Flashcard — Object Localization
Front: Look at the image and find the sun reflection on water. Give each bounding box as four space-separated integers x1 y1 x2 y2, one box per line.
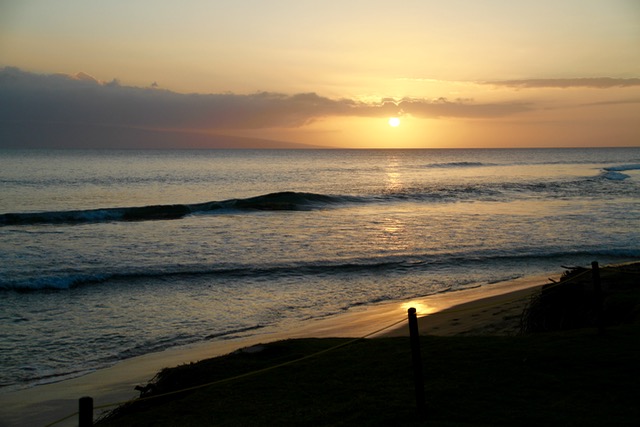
384 155 404 193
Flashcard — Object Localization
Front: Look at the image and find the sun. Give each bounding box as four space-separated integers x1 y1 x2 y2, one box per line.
388 117 401 127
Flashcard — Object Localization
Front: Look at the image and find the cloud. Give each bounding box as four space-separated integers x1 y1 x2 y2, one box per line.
573 98 640 109
396 97 532 118
72 72 102 84
485 77 640 89
0 67 533 141
347 96 533 119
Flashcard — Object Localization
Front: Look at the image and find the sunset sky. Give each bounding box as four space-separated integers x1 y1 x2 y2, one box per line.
1 0 639 148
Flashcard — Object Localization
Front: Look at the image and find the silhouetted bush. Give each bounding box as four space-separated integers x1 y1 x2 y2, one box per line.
521 263 640 334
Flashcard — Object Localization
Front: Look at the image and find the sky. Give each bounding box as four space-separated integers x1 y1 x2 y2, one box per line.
1 0 639 149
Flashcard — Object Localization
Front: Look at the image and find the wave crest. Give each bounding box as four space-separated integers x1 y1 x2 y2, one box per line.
601 164 640 181
2 167 635 227
604 164 640 172
425 161 489 168
4 248 639 291
0 192 343 226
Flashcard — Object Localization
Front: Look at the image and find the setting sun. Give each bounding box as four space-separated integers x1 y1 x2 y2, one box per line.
388 117 400 127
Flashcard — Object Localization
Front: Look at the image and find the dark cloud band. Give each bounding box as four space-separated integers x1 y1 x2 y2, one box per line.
1 67 533 135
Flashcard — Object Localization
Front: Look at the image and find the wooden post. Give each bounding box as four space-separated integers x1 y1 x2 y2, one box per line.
408 307 426 419
591 261 604 332
79 396 93 427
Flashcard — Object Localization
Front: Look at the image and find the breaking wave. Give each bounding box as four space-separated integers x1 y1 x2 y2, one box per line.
2 164 637 227
0 192 350 226
424 161 490 168
603 164 640 172
4 248 639 291
601 164 640 181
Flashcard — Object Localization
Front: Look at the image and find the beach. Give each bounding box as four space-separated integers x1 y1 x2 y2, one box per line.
2 148 639 402
1 148 638 425
0 272 556 427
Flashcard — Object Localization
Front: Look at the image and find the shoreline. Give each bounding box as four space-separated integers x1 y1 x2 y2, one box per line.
0 272 557 427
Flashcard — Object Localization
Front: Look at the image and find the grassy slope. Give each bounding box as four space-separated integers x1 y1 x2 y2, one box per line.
97 323 640 427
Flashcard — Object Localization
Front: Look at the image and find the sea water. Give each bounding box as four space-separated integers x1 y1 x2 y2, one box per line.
1 148 639 391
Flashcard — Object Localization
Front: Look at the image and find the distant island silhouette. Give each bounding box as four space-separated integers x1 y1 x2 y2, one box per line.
0 121 326 150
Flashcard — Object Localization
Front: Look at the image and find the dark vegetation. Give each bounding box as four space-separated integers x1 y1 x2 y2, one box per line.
97 263 640 426
521 263 640 333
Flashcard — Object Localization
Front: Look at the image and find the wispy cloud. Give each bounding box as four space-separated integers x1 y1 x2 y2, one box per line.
0 67 533 135
587 98 640 105
397 97 532 118
484 77 640 89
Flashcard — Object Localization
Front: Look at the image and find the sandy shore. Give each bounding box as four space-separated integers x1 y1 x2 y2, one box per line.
0 273 556 427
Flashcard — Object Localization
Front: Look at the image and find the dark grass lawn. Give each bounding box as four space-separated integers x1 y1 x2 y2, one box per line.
97 321 640 427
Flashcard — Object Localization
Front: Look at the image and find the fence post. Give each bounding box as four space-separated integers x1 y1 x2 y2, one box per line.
79 396 93 427
591 261 604 332
408 307 426 420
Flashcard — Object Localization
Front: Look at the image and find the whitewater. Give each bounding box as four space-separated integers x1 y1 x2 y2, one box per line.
1 148 639 391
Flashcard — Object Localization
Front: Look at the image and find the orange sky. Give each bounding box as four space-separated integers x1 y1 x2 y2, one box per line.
1 1 639 148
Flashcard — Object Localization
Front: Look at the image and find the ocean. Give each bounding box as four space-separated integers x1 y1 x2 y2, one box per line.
1 148 639 391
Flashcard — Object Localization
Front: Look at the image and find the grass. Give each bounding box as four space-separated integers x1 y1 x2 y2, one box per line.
97 264 640 426
96 324 640 426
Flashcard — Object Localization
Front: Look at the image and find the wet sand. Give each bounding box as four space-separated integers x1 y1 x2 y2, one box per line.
0 273 555 427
